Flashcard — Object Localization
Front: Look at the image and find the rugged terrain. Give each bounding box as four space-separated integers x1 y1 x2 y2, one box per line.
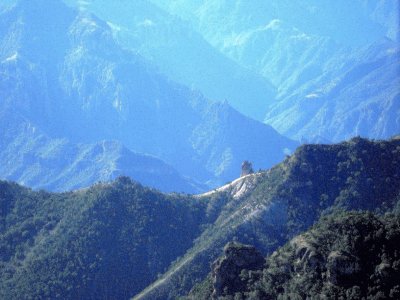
151 0 400 142
1 137 399 299
0 0 297 191
135 137 400 299
0 1 399 299
188 210 400 299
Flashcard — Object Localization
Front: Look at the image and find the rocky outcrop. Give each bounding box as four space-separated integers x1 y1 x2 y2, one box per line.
327 251 361 286
290 236 323 273
211 242 265 299
240 161 254 177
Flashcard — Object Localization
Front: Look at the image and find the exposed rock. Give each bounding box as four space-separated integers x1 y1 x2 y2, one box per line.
327 251 361 286
241 160 254 177
291 236 323 273
197 172 262 200
376 261 391 278
211 242 265 299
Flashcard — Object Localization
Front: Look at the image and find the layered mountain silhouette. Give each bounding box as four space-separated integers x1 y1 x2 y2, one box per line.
0 1 398 300
265 38 400 142
153 0 400 142
64 0 276 121
1 137 399 299
0 0 297 191
0 112 203 193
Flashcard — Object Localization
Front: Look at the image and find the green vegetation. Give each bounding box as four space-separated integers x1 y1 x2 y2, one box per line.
135 137 400 299
0 177 208 299
188 209 400 299
1 137 400 299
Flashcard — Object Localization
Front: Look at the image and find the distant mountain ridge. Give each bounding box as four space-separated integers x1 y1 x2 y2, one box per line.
63 0 276 121
0 0 297 191
151 0 400 142
0 1 399 299
0 111 203 193
151 0 396 47
265 38 400 142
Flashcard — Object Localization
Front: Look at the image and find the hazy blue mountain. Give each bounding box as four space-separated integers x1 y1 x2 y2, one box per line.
265 39 400 142
0 0 14 9
151 0 400 142
0 111 203 193
0 1 398 299
63 0 276 121
0 0 297 190
151 0 396 48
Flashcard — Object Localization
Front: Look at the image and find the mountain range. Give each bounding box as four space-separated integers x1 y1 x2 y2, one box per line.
0 0 297 192
1 1 399 299
152 0 400 142
0 111 203 193
64 0 276 122
135 136 400 299
0 1 399 299
1 137 399 299
1 0 399 191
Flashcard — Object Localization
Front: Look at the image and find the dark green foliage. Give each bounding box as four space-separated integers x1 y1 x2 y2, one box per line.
1 138 400 300
0 177 208 299
136 138 400 299
279 137 400 235
185 275 213 300
189 211 400 299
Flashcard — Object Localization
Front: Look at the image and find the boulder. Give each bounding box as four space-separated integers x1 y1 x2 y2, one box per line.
211 242 265 299
327 251 361 286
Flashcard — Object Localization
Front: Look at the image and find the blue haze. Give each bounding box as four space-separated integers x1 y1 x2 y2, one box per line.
0 0 398 192
0 0 297 192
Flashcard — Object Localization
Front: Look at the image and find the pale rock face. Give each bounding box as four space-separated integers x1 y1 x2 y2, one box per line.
291 236 323 273
197 172 262 199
